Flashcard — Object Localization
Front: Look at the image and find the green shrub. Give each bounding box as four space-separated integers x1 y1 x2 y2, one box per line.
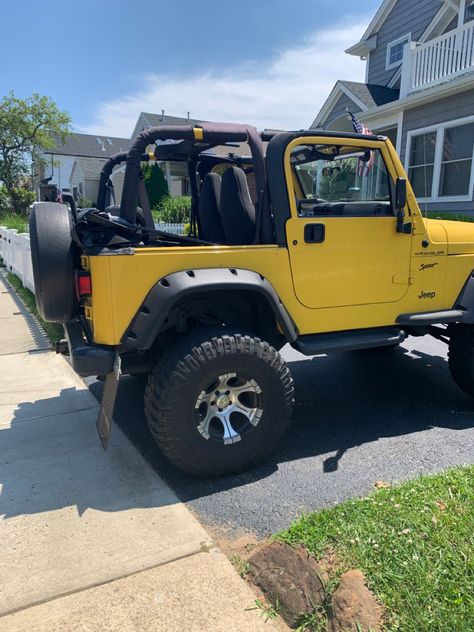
0 212 28 232
0 185 34 216
77 195 94 208
153 196 191 224
142 163 169 208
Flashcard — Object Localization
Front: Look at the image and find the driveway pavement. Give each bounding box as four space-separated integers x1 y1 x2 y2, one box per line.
91 335 474 537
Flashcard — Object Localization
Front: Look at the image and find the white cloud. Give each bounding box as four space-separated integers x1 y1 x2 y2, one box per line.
78 20 368 138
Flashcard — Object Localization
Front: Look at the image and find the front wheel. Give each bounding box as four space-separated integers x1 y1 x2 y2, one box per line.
144 330 294 476
448 324 474 397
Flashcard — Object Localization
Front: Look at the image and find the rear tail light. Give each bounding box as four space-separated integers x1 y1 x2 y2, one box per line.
75 271 92 299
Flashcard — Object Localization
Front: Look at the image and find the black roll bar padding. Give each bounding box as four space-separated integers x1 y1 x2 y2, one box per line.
120 126 197 223
119 123 267 226
97 151 150 211
187 159 201 238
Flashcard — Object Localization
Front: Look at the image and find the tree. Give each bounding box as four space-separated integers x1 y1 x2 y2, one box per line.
142 162 169 209
0 92 71 213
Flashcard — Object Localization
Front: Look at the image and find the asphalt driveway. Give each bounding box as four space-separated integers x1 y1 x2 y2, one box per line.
89 334 474 537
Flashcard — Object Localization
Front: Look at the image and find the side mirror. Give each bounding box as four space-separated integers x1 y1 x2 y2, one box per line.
395 178 407 210
395 178 411 234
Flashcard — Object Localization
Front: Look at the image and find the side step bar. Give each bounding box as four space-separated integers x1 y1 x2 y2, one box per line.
291 327 406 356
396 309 465 325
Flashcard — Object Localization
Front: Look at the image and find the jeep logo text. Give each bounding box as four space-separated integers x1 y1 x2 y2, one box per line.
418 291 436 299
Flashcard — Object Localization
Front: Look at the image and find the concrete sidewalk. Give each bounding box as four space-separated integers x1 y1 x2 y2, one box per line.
0 272 281 631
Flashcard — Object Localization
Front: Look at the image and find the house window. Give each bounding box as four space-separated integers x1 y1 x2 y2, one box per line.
439 123 474 197
406 116 474 201
408 131 437 198
386 33 411 70
465 1 474 23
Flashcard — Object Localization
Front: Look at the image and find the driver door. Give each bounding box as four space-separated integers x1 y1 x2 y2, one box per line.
285 138 413 309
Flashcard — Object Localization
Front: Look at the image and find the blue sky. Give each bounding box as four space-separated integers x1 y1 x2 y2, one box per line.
0 0 380 136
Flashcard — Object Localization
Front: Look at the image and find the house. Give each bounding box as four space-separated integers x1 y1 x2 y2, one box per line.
69 157 108 205
312 0 474 212
34 132 129 202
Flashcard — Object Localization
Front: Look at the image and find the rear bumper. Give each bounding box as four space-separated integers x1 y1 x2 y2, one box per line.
64 320 115 377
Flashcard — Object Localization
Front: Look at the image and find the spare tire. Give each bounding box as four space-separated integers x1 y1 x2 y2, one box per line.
29 202 77 323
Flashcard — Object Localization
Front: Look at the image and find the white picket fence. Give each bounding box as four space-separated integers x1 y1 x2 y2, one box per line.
154 221 186 235
0 227 35 293
0 221 186 295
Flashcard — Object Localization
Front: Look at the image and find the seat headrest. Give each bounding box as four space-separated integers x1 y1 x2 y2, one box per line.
198 172 226 243
220 167 256 245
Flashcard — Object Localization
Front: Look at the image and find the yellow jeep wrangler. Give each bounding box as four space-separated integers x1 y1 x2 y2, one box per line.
29 122 474 476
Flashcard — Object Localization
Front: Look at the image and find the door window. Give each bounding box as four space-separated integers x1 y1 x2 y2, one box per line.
292 144 393 217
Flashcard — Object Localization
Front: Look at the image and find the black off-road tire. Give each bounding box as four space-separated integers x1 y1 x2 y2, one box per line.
29 202 77 323
448 324 474 397
144 329 294 476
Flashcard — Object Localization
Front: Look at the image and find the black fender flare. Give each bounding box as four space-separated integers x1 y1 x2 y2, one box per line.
454 270 474 324
121 268 298 349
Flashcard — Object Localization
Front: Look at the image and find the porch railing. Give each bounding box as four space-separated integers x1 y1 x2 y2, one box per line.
400 21 474 96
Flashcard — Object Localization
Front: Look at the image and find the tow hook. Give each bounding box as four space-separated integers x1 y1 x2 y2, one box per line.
55 339 69 355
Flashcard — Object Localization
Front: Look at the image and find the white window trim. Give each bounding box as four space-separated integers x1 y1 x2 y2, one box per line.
386 32 411 71
405 114 474 203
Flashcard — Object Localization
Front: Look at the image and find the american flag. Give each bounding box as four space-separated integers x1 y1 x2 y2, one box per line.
347 110 374 177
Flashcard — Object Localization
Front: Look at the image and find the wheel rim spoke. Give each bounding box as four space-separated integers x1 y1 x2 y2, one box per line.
197 407 214 440
220 409 241 444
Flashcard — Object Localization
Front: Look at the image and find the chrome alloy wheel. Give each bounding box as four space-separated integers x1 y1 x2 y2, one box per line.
195 372 263 444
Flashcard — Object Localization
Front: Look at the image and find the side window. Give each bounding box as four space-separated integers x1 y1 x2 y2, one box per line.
292 144 393 217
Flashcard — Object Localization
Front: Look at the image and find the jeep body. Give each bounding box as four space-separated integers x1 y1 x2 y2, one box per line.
29 123 474 475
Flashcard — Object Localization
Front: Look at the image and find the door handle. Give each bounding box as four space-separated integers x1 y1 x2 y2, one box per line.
304 223 325 243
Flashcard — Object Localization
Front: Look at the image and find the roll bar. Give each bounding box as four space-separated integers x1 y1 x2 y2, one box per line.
97 151 151 211
119 123 267 224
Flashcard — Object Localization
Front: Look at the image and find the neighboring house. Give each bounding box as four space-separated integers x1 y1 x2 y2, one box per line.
69 157 108 204
34 133 129 202
312 0 474 212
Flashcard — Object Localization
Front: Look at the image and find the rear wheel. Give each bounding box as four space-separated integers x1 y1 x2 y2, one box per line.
448 324 474 397
144 329 294 476
29 202 77 323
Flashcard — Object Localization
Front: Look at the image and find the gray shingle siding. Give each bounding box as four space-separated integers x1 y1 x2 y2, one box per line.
401 88 474 212
367 0 442 86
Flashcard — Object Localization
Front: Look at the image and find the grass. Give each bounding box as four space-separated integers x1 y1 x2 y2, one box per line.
426 211 474 223
7 273 63 345
0 212 29 232
279 466 474 631
229 554 251 578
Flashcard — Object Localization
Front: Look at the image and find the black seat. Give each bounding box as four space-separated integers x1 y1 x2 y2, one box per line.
198 173 226 243
220 167 256 245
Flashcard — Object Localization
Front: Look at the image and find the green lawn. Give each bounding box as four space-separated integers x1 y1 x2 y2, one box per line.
7 273 63 344
279 466 474 632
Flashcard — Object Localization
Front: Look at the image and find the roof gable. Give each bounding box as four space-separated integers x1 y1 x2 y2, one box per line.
311 80 399 127
346 0 398 55
346 0 451 57
74 157 108 180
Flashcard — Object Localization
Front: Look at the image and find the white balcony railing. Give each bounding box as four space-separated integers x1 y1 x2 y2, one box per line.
400 21 474 97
